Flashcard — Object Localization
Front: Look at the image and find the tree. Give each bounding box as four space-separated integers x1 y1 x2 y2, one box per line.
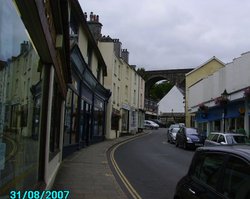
149 81 173 101
137 67 148 80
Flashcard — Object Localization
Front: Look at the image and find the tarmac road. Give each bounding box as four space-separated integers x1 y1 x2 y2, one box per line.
113 129 195 199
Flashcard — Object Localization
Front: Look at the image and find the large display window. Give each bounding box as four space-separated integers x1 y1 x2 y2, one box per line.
0 1 43 195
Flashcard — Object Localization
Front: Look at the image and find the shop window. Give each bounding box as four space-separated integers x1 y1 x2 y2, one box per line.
0 1 43 195
64 89 73 146
94 107 104 136
71 92 79 144
214 120 221 132
121 110 129 132
111 113 120 131
49 80 62 158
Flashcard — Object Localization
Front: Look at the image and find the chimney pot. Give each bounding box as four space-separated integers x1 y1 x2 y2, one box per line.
90 12 93 21
84 12 87 19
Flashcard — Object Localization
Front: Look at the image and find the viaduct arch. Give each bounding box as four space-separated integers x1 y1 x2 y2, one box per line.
144 68 194 98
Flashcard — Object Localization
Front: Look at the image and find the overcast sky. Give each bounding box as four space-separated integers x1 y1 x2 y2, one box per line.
80 0 250 70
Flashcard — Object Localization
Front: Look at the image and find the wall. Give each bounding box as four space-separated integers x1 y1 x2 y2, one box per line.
189 52 250 111
185 58 224 127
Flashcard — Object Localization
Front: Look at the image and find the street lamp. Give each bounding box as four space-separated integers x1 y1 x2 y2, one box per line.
221 89 229 133
171 108 174 122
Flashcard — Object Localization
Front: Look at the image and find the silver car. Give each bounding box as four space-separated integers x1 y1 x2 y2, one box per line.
167 127 180 143
204 132 247 146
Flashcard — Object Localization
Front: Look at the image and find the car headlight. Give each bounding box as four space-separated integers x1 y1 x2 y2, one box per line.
187 137 191 141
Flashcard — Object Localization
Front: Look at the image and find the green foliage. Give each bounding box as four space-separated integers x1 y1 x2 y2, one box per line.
149 81 173 101
137 67 148 80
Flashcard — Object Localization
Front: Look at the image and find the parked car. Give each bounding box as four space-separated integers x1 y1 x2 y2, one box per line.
174 145 250 199
204 132 247 146
167 127 180 143
144 120 159 129
168 123 181 133
175 127 204 149
151 119 166 128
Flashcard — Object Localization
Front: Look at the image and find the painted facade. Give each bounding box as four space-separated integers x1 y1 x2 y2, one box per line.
98 38 145 139
188 52 250 137
185 57 225 127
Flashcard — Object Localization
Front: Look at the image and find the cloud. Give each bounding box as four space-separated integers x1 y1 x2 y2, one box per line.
81 0 250 70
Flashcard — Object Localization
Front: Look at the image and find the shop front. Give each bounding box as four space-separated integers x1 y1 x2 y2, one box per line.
63 45 110 158
195 100 246 135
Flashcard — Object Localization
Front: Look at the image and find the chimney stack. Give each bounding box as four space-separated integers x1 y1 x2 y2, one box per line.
113 39 122 57
121 49 129 64
20 41 29 54
87 12 103 42
84 12 87 19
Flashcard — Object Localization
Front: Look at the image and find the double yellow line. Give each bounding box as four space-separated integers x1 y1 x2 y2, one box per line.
109 133 150 199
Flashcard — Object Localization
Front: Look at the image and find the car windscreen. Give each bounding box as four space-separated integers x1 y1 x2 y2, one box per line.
186 128 198 135
172 128 180 133
226 135 246 144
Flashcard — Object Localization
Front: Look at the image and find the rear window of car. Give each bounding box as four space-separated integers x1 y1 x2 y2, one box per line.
191 152 225 190
226 135 246 144
221 156 250 199
171 124 179 128
186 128 198 135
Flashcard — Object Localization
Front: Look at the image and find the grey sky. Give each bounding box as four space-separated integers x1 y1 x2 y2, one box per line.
80 0 250 70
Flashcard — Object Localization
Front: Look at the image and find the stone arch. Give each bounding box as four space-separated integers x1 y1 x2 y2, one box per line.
144 68 193 98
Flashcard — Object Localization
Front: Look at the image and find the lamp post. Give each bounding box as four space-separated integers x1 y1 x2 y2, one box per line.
171 108 174 122
221 89 229 133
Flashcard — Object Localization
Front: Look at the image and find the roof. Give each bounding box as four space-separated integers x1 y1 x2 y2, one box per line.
209 132 246 136
70 0 107 76
186 56 225 76
158 85 185 113
197 145 250 161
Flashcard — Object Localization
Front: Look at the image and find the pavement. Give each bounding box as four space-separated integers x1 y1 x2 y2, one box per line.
52 133 146 199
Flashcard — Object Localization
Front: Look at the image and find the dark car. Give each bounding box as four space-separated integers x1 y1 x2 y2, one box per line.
174 145 250 199
175 127 203 149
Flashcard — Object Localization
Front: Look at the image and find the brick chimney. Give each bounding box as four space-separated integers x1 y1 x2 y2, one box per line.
121 49 129 64
20 41 29 54
113 39 122 58
87 12 103 42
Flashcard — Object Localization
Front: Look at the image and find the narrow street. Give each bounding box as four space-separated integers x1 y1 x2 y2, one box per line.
113 129 195 199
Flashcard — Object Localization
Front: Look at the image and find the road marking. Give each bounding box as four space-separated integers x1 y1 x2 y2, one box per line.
109 133 151 199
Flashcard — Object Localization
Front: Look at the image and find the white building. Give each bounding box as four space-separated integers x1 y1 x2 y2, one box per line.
188 51 250 136
98 37 145 138
158 85 185 124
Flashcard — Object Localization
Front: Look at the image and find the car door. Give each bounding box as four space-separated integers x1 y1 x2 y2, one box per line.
182 128 187 146
183 152 226 199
